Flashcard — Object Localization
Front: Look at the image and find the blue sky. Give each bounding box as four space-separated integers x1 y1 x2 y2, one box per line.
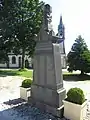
42 0 90 54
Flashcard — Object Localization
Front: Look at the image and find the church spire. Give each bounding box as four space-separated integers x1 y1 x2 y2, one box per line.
58 15 65 39
60 15 63 24
58 15 64 31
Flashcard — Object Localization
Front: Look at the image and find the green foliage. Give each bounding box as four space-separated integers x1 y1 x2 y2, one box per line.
67 35 90 74
66 87 85 105
21 79 32 88
0 0 44 68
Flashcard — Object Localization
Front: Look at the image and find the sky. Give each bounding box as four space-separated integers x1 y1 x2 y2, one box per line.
42 0 90 54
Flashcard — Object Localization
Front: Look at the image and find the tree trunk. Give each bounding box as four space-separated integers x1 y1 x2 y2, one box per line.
21 48 25 69
6 60 9 68
6 56 9 68
81 70 84 75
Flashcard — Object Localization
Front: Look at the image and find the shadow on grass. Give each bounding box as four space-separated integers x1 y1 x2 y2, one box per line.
63 73 90 81
0 70 19 77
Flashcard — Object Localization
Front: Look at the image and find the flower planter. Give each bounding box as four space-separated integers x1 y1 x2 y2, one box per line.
63 100 87 120
20 87 31 101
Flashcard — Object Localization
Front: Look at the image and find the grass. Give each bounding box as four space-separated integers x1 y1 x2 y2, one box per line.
0 69 33 78
0 69 90 81
18 70 33 78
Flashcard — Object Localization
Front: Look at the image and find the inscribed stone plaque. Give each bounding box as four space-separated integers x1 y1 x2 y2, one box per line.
33 56 39 84
46 55 55 87
39 55 45 86
53 44 63 85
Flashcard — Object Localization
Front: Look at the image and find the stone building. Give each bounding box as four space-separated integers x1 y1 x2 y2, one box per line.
0 52 32 68
0 15 66 68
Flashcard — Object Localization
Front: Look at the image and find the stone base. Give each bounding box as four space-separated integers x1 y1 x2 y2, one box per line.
28 97 64 118
30 84 66 118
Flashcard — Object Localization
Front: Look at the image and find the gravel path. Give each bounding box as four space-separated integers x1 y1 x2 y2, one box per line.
0 100 58 120
0 76 90 120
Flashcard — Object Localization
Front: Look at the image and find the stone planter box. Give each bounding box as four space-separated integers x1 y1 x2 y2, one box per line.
20 87 31 101
63 100 87 120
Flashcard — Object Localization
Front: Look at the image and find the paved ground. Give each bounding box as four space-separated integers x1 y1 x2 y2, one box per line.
0 76 23 103
0 76 58 120
0 75 90 120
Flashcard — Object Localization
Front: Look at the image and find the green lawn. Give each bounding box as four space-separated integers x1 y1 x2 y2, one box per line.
0 69 33 78
0 69 90 81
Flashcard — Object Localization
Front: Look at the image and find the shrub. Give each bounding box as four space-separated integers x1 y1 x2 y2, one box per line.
21 79 32 88
66 87 85 105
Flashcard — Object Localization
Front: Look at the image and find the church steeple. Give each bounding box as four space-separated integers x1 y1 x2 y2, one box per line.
58 15 65 39
60 15 63 25
57 15 66 68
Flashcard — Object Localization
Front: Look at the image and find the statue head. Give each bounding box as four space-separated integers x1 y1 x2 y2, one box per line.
43 4 52 33
44 4 52 15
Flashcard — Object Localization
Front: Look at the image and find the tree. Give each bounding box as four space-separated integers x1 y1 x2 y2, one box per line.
0 0 44 69
67 35 90 74
0 40 11 68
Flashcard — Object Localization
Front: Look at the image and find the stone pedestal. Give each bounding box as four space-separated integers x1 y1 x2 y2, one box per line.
31 41 66 118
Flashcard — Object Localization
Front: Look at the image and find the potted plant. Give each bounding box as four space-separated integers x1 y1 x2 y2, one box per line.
63 87 87 120
20 79 32 101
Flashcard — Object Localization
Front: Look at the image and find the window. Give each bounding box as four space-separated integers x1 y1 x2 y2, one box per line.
12 56 16 64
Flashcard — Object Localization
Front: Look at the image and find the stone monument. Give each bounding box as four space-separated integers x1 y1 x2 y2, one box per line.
31 4 66 118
